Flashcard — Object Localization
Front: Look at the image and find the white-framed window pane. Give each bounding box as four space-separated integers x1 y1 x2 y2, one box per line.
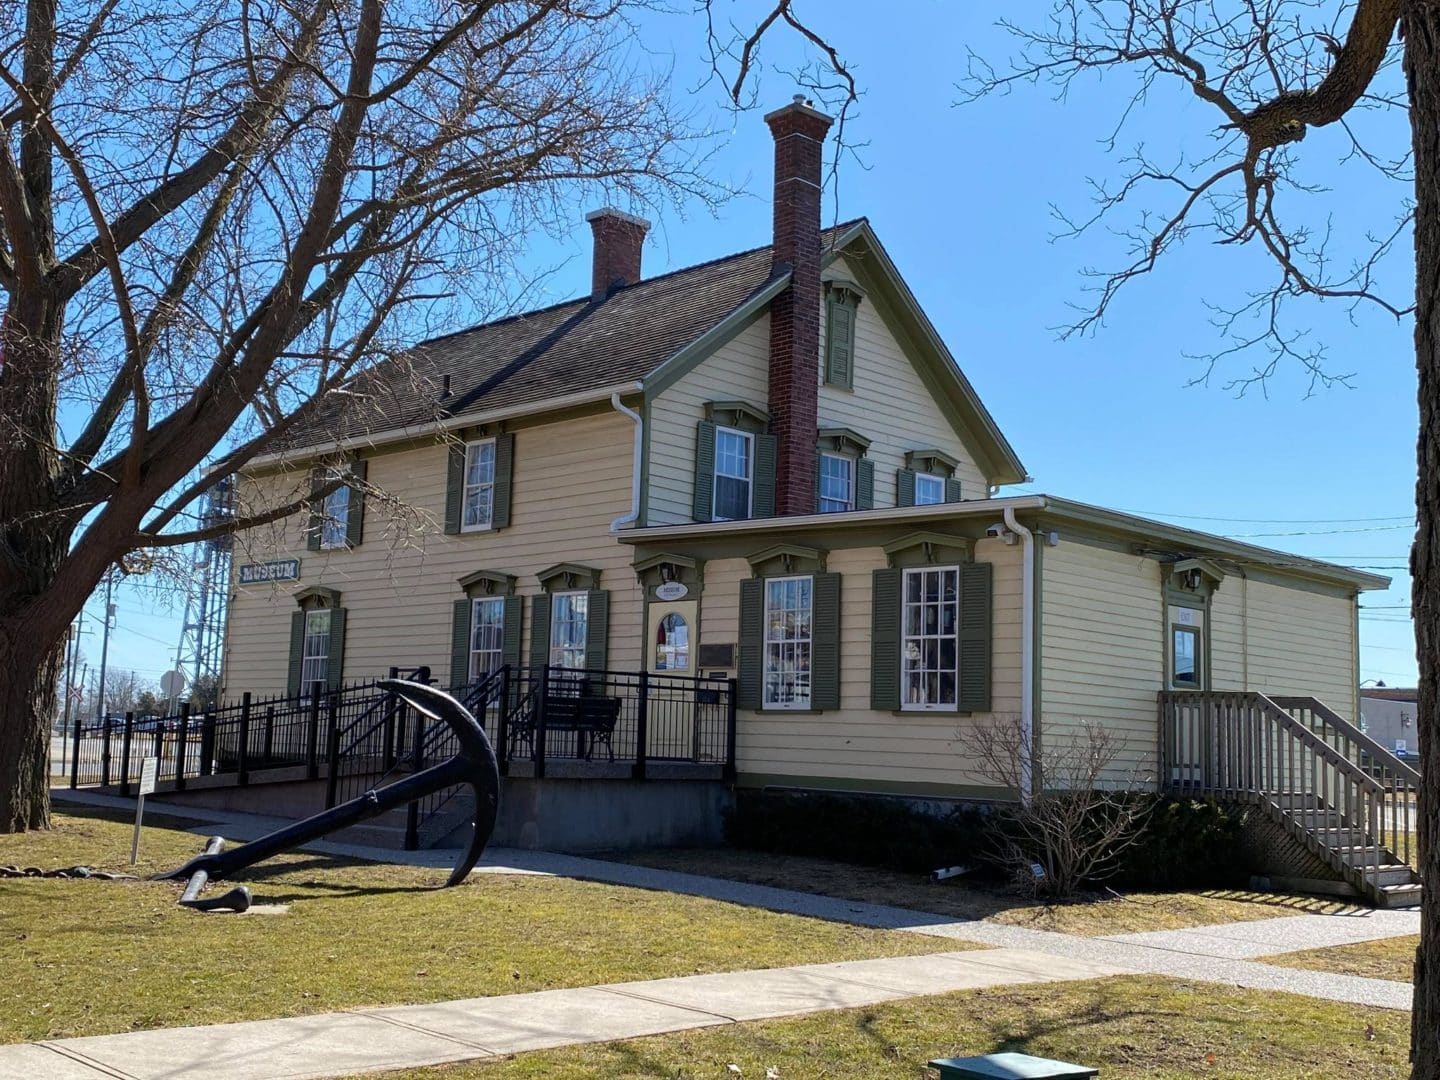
763 575 812 708
713 428 752 521
819 453 854 513
901 567 958 709
300 609 331 690
655 612 690 672
914 473 945 506
1172 628 1198 689
549 591 589 670
469 597 506 682
462 440 496 530
320 475 350 549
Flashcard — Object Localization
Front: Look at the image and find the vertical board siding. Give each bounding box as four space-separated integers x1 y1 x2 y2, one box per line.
1211 577 1357 719
222 412 643 696
696 540 1023 789
1040 542 1165 785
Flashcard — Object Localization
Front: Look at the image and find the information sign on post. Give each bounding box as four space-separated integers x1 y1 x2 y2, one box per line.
131 756 158 865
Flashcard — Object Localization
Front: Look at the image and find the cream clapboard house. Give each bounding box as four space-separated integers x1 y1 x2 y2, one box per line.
212 99 1420 901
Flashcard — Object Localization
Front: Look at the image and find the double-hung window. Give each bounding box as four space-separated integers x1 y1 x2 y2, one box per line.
713 427 753 521
549 591 589 670
462 439 496 531
300 610 332 690
319 480 350 550
469 597 506 682
914 473 945 506
901 566 959 710
818 453 854 513
763 576 813 708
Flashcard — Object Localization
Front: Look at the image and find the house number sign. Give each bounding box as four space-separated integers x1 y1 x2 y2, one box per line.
238 559 301 584
655 581 689 601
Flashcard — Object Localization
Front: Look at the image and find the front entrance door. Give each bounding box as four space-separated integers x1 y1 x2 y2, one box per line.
646 600 700 760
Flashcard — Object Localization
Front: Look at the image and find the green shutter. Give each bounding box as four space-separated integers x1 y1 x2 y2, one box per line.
811 572 841 711
450 598 472 688
738 577 764 710
502 596 523 670
944 476 963 503
306 468 323 551
856 458 875 510
443 442 465 535
492 432 515 530
345 459 367 547
584 590 609 672
824 297 855 390
286 611 306 695
870 568 902 710
529 594 551 670
958 562 993 712
326 607 347 690
896 468 916 508
692 421 716 522
752 432 777 518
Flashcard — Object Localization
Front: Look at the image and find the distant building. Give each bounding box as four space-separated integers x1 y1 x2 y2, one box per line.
1361 687 1419 759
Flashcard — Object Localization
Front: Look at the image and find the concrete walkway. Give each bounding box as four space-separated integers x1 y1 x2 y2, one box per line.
1 948 1126 1080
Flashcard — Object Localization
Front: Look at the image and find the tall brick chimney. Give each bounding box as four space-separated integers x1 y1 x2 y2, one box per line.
586 208 650 301
765 96 833 515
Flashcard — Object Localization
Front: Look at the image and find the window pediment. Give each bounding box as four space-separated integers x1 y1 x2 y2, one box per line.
705 400 770 434
537 562 602 592
293 585 342 610
904 448 960 479
457 569 516 597
747 543 826 577
883 531 974 569
817 427 871 456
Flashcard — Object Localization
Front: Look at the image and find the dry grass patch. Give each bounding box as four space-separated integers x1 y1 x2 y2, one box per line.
0 811 953 1044
1267 935 1418 984
615 848 1363 936
368 975 1409 1079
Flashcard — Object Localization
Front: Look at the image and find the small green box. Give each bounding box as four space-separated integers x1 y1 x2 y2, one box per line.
928 1052 1099 1080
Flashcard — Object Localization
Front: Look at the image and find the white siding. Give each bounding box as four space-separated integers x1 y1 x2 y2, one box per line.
222 412 642 696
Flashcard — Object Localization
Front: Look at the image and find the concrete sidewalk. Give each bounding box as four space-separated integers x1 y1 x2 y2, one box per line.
0 948 1126 1080
49 788 1423 1014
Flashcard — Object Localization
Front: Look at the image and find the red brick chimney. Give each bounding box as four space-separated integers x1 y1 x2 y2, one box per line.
586 208 650 301
765 96 833 515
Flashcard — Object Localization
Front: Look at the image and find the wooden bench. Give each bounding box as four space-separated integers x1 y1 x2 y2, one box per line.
510 694 622 761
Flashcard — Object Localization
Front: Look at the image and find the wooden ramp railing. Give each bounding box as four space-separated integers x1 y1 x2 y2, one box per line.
1159 691 1420 904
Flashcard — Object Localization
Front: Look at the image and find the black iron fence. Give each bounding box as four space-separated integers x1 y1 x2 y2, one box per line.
66 666 738 808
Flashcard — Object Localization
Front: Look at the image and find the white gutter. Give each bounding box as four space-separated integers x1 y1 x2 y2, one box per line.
610 392 643 532
243 381 645 471
1004 504 1038 804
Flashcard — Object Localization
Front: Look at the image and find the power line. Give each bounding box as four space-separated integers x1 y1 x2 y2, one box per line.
1231 525 1416 538
1113 509 1414 525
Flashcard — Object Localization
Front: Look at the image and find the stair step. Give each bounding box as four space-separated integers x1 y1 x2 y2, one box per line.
1361 865 1419 888
1379 883 1424 909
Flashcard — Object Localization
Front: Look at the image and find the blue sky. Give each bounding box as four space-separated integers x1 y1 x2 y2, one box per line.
82 3 1419 693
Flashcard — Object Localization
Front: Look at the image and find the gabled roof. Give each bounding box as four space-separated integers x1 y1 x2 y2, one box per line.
270 219 1028 487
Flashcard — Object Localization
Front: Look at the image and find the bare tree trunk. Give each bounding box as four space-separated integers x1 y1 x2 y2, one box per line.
0 630 62 831
1408 4 1440 1074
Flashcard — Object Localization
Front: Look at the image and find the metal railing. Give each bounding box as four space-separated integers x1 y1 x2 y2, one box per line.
1159 690 1417 889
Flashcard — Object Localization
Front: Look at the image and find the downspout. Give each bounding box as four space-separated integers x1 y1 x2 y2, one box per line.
1004 505 1037 803
609 392 643 533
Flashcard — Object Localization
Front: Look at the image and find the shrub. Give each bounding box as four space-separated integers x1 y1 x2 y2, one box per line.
1116 796 1254 890
725 788 990 874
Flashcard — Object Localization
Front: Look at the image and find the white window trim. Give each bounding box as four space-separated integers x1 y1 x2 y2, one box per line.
712 425 754 523
914 472 946 507
300 609 331 690
469 596 506 683
763 574 814 710
460 437 497 534
900 565 960 713
318 481 350 551
818 451 855 513
549 590 589 671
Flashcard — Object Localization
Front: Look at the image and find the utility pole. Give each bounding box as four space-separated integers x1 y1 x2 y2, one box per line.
95 574 116 721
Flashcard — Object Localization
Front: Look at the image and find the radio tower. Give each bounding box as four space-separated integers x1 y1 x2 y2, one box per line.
172 477 235 705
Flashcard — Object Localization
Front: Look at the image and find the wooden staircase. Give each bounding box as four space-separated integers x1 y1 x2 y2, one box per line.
1160 691 1422 908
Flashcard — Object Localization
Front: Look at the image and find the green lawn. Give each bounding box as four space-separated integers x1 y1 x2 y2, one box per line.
365 976 1410 1079
0 811 954 1044
615 848 1362 937
1267 936 1418 984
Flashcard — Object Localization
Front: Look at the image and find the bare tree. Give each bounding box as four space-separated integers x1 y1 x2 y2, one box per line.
101 669 146 717
962 716 1151 898
0 0 732 833
961 1 1439 1068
